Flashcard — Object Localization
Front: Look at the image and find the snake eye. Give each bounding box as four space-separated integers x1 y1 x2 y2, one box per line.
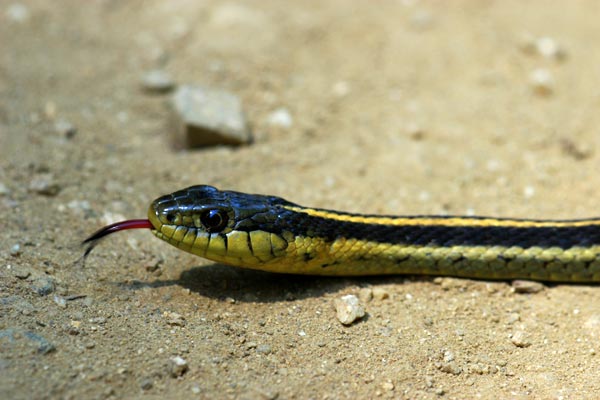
165 213 177 224
200 209 228 233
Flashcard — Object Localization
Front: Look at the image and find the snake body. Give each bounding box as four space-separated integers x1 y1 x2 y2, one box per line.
144 185 600 282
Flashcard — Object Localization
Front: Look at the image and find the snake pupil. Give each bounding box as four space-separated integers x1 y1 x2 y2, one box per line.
200 209 228 233
165 213 177 223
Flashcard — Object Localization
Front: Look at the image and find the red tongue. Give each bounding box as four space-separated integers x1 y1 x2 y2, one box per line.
82 219 154 244
81 219 154 262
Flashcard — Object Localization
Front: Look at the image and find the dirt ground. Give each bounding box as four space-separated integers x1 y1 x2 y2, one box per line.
3 1 600 399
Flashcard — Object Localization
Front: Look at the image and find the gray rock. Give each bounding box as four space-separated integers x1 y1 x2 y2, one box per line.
256 344 272 355
170 356 189 377
9 244 21 256
54 119 77 138
0 182 9 195
29 174 61 196
31 276 55 296
141 69 175 94
0 328 56 354
171 85 251 147
140 378 153 390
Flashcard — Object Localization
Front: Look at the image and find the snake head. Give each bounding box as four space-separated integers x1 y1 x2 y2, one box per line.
148 185 295 264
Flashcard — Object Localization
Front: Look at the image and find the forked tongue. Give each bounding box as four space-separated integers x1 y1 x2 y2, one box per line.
81 219 153 262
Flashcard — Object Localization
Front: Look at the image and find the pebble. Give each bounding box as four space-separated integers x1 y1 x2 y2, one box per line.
256 344 272 355
334 294 365 325
31 276 55 296
53 295 67 308
358 287 373 303
54 119 77 138
170 356 189 377
438 362 462 375
171 85 251 147
523 185 535 199
11 265 30 279
512 280 545 294
140 378 153 390
381 381 395 392
0 182 9 195
521 35 566 61
511 331 532 348
164 311 186 327
6 3 29 23
191 385 201 394
267 107 293 128
406 122 425 140
529 68 554 96
141 69 175 94
372 287 390 300
506 312 521 325
0 328 55 354
10 244 21 256
29 174 61 196
536 37 566 61
560 138 593 160
144 257 163 273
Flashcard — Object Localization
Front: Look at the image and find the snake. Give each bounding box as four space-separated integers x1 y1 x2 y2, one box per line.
82 185 600 282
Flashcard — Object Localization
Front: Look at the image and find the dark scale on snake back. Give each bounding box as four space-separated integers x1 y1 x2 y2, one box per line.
270 211 600 250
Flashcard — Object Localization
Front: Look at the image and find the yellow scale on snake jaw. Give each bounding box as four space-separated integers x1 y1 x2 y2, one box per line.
141 185 600 282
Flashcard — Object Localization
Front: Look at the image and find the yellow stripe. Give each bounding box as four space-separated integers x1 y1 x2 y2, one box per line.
285 206 600 228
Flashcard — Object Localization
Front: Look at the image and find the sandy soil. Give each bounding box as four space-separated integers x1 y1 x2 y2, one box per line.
3 1 600 399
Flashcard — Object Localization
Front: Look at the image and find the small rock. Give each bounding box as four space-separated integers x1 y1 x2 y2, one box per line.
54 119 77 138
144 257 162 272
372 287 390 300
171 85 251 147
334 294 365 325
267 107 293 128
512 280 545 294
141 69 175 94
560 138 593 160
0 182 9 196
31 277 55 296
170 356 189 377
256 344 272 355
511 331 532 348
67 321 81 335
522 36 567 61
53 295 67 308
23 330 55 354
382 381 395 392
6 3 29 23
332 81 350 97
29 174 61 196
358 287 373 303
164 311 186 327
530 68 554 96
9 244 21 256
140 378 153 390
439 362 462 375
536 37 565 60
0 329 56 354
11 265 30 279
523 185 535 199
406 122 425 140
